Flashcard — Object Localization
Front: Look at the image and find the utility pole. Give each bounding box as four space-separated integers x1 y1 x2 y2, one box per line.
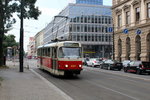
19 0 24 72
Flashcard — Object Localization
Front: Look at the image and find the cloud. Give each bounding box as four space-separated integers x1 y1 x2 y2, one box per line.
40 7 60 17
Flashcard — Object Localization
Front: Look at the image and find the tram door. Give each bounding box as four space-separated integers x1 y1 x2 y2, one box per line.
52 47 57 69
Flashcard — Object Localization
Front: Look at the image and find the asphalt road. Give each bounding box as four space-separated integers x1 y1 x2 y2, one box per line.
27 59 150 100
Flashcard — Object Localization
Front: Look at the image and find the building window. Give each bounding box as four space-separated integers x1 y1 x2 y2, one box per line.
126 11 130 25
118 14 121 27
135 7 140 22
147 3 150 18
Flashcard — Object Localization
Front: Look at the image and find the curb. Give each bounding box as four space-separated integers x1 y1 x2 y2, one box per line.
30 69 74 100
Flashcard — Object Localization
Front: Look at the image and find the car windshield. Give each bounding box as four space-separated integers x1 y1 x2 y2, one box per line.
58 47 81 58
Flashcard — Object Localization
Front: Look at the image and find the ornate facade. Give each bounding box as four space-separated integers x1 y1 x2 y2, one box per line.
112 0 150 61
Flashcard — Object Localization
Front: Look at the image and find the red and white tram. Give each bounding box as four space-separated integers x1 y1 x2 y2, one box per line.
37 41 83 76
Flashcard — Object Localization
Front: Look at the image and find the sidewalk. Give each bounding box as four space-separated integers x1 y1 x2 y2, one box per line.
0 61 73 100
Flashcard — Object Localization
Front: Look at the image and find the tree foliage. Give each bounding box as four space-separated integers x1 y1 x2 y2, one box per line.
0 0 41 66
3 34 19 55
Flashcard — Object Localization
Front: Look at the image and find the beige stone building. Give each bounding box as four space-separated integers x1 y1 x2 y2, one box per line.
112 0 150 61
34 29 44 56
27 37 35 57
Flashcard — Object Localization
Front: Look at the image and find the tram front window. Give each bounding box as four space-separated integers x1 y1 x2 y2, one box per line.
58 47 81 58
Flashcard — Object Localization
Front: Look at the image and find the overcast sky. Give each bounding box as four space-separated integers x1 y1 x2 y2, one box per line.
7 0 112 52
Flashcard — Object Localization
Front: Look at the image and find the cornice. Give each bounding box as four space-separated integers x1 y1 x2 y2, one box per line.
144 0 150 3
123 5 131 10
112 0 132 9
115 8 122 14
115 22 150 34
131 0 141 5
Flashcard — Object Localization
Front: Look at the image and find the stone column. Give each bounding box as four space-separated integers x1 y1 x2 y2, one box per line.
141 0 147 24
114 35 119 60
129 32 136 60
122 9 125 29
140 32 149 61
130 5 135 27
121 34 127 61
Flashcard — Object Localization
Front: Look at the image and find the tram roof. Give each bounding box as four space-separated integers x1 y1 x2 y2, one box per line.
37 41 80 49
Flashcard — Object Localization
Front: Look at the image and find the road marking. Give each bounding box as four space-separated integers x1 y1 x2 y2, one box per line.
86 80 140 100
30 69 73 100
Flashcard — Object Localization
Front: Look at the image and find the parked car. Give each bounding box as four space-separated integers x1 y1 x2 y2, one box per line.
122 60 131 67
124 61 150 74
82 58 90 65
100 59 123 71
86 58 100 67
27 56 32 59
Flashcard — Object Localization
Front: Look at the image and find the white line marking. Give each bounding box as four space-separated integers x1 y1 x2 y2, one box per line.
30 69 73 100
86 80 140 100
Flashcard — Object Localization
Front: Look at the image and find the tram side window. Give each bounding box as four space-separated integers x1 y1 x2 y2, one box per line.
42 48 44 56
52 47 57 58
47 48 51 57
45 48 47 56
45 48 48 57
41 48 43 56
43 48 46 56
37 49 41 56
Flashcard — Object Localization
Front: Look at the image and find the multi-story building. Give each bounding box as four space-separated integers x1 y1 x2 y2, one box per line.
27 37 36 57
43 0 112 58
34 29 44 56
112 0 150 61
76 0 103 5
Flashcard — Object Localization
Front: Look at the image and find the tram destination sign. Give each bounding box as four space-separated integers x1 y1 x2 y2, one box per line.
64 43 79 47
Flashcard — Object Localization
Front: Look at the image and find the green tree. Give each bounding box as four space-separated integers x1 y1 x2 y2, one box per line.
3 34 19 55
0 0 41 66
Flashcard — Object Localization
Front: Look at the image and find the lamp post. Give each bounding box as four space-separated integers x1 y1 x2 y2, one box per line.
107 17 115 60
19 0 24 72
112 23 115 60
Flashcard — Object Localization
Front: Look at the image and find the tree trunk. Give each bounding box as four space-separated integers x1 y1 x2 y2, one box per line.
0 1 5 66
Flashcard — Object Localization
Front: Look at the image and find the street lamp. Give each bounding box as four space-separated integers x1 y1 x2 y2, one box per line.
112 22 115 60
107 17 115 60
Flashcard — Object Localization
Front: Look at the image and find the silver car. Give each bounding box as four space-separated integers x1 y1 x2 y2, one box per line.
86 58 100 67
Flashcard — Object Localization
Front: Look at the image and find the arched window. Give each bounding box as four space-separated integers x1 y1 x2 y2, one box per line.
135 35 141 60
147 33 150 61
126 37 131 60
118 39 122 62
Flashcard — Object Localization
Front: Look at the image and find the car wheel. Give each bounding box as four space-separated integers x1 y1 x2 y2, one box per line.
92 64 94 67
100 65 103 69
124 67 127 72
136 69 141 75
108 66 111 70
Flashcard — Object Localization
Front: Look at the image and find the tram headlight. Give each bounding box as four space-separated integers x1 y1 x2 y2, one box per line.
79 65 82 68
65 65 69 68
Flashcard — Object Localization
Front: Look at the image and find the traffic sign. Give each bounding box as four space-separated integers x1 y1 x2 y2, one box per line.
136 29 142 35
123 29 128 34
108 27 113 33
